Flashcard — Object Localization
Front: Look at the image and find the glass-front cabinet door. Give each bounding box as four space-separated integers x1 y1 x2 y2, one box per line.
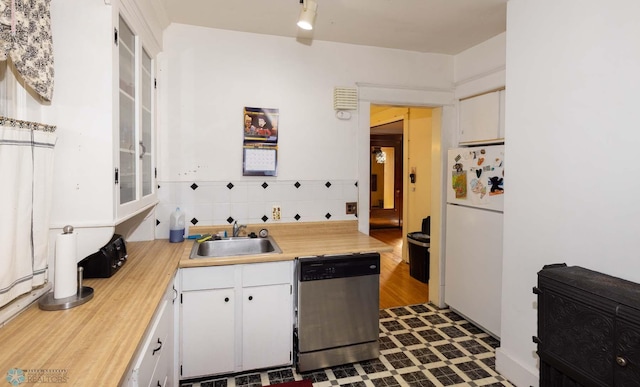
141 49 153 197
117 15 155 218
118 16 136 205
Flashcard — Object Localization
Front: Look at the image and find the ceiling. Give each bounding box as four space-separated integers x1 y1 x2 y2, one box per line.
161 0 507 55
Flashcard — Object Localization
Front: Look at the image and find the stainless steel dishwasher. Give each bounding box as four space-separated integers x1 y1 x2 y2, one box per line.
295 252 380 372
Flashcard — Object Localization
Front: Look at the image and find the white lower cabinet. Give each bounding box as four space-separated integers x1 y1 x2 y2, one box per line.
181 288 236 377
179 261 293 380
241 283 292 371
123 276 175 387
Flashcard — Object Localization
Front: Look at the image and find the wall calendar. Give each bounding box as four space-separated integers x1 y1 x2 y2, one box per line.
243 145 277 176
243 107 279 176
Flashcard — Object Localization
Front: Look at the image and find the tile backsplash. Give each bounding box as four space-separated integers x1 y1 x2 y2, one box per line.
155 179 358 238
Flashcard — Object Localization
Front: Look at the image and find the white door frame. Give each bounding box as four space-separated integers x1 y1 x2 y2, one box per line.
356 83 455 307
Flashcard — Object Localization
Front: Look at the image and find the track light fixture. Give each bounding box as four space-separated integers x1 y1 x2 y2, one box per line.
297 0 317 31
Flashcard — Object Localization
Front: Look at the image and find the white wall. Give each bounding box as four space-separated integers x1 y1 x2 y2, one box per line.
454 32 506 99
497 1 640 386
45 0 115 228
156 24 454 233
159 24 453 182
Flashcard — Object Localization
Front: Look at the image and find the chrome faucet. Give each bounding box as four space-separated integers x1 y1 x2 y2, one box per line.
232 221 246 237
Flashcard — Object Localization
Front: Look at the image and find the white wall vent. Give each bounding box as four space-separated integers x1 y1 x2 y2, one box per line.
333 87 358 110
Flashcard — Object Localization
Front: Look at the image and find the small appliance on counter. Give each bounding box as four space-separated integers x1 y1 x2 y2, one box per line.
78 234 128 278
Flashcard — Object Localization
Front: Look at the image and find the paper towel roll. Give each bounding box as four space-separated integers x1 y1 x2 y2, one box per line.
54 231 78 299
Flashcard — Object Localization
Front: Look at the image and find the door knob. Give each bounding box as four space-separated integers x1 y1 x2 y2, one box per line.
616 356 628 367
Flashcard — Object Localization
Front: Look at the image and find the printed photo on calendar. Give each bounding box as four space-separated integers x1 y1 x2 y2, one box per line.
243 106 279 143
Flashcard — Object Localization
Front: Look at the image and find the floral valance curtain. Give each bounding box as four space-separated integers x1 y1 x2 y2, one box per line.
0 0 54 101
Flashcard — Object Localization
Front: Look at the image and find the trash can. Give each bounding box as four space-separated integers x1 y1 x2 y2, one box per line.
407 217 430 283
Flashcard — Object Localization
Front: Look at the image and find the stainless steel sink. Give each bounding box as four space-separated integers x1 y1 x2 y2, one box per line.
189 236 282 259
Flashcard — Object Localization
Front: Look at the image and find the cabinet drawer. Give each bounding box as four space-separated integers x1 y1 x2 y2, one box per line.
149 346 170 387
131 297 171 386
181 266 236 291
242 261 292 287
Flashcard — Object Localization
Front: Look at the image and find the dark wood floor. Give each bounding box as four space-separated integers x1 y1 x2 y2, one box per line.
370 209 401 229
370 228 429 309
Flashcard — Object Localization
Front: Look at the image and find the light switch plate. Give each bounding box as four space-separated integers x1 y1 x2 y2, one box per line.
272 205 281 220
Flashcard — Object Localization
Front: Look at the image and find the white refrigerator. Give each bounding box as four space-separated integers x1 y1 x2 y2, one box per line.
444 144 504 338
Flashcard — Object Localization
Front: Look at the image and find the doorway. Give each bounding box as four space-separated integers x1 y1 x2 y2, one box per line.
358 92 449 307
370 132 403 229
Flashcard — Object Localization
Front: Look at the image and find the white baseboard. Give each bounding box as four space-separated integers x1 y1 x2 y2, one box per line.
495 347 539 387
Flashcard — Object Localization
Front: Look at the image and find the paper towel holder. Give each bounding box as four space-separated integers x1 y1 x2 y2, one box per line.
39 226 94 311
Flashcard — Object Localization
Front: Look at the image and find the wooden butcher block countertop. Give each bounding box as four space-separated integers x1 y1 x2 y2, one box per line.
181 220 393 267
0 239 183 386
0 221 390 386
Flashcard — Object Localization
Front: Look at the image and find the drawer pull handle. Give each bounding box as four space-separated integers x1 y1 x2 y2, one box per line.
248 295 253 301
152 338 163 356
617 356 628 367
224 297 229 302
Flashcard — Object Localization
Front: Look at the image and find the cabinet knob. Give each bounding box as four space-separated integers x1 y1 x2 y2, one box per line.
616 356 628 367
248 295 253 301
224 297 229 303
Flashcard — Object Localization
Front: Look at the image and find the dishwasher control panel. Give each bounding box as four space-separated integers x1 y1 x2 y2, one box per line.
298 253 380 281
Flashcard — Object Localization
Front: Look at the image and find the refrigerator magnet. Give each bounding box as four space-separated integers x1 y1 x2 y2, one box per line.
477 157 485 166
475 169 482 178
488 176 504 196
452 171 467 198
470 178 487 199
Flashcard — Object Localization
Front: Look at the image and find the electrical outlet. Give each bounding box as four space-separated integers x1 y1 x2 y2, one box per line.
272 205 281 220
346 202 357 215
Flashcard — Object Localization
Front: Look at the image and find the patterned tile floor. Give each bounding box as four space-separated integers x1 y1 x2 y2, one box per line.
181 303 514 387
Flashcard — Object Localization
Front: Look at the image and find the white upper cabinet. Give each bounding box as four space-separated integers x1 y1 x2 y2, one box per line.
498 89 506 140
458 90 505 144
47 0 164 257
116 14 156 219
